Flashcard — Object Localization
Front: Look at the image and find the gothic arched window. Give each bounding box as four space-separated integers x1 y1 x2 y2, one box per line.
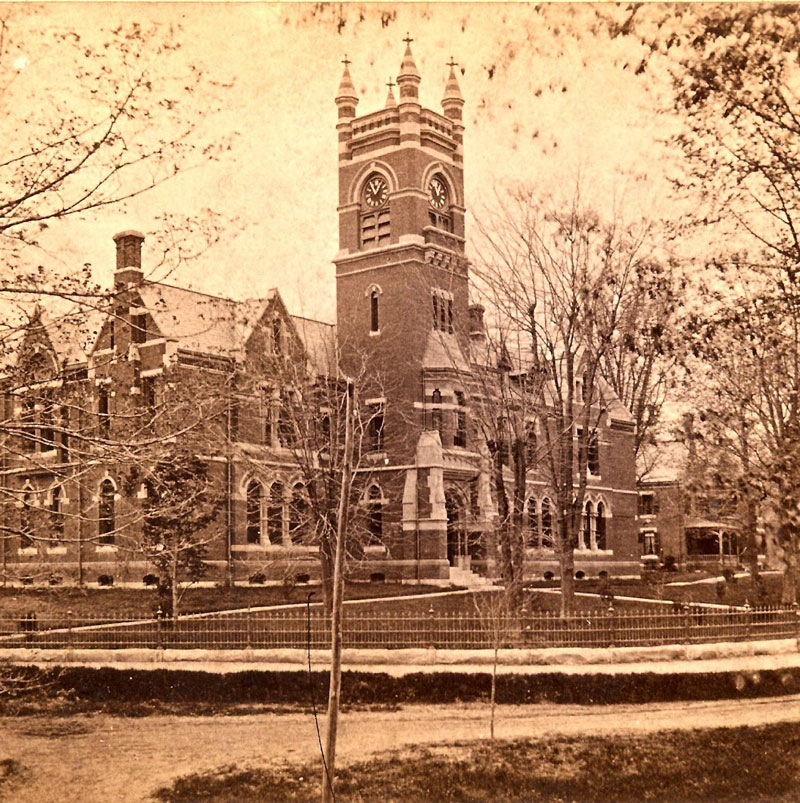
246 480 263 544
51 485 64 540
596 501 607 550
290 483 309 544
267 482 285 545
453 391 467 448
541 497 553 548
370 289 380 332
98 479 115 545
527 497 539 548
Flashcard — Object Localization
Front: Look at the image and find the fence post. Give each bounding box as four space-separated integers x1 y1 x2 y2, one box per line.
67 609 73 648
428 605 436 649
607 603 616 648
793 602 800 645
246 606 252 649
683 604 692 644
156 606 163 650
744 599 752 641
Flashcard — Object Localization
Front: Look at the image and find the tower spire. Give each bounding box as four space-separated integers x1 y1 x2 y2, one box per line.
335 55 358 106
442 57 464 121
385 76 397 109
397 33 421 90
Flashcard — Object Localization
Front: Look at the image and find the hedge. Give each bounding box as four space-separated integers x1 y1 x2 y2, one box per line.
3 664 799 709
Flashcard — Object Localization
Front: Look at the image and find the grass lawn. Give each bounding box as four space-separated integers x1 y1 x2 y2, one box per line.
0 581 454 620
155 720 800 801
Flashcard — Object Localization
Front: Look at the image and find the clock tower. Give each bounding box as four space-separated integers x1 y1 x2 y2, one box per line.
335 41 482 583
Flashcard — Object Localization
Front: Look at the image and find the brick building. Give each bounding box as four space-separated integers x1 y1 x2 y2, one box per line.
1 43 640 587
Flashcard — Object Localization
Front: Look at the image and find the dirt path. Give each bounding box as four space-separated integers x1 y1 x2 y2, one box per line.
3 695 800 802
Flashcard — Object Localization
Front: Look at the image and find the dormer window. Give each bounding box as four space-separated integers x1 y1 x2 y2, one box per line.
360 173 390 248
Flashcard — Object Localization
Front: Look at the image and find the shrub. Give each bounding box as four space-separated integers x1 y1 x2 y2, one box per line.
143 574 158 587
663 555 678 572
248 572 266 585
543 571 554 581
48 574 63 586
370 573 386 583
97 574 114 587
575 570 585 580
294 573 310 584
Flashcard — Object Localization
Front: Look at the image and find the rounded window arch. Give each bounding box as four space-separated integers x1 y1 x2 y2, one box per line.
366 285 382 333
245 479 263 544
430 389 443 434
98 479 116 545
596 500 608 550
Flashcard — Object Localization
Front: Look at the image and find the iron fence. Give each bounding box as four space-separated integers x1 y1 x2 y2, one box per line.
1 605 798 651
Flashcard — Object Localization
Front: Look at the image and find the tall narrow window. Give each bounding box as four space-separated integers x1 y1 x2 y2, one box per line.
447 298 453 333
20 492 34 548
290 484 308 544
271 317 282 355
366 484 383 545
454 391 467 448
40 398 55 450
432 295 439 330
246 480 262 544
267 482 284 544
20 399 36 451
541 497 553 548
50 486 64 541
525 427 537 466
527 497 539 548
583 501 594 550
131 313 147 344
278 395 296 448
587 430 600 475
367 404 385 451
431 389 443 435
141 376 156 414
596 502 607 550
98 386 110 437
58 406 69 462
370 289 380 332
98 479 115 545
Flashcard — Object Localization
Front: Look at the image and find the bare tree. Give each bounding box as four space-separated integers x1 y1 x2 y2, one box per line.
471 184 667 613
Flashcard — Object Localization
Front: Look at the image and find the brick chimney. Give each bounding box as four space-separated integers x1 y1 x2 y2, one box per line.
113 230 145 287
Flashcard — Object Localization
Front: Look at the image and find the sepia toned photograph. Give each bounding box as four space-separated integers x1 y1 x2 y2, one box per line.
2 2 800 800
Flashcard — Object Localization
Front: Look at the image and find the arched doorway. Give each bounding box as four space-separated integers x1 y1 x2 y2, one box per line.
446 489 467 568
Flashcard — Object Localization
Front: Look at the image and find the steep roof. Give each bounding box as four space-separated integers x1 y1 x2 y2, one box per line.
138 282 273 359
290 314 337 377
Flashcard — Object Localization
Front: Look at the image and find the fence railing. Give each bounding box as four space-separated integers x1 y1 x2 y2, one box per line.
1 605 799 651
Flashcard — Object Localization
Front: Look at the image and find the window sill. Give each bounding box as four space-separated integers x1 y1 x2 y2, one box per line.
18 547 37 556
95 545 117 553
369 330 382 337
46 546 67 555
365 451 388 463
574 548 613 556
364 545 387 556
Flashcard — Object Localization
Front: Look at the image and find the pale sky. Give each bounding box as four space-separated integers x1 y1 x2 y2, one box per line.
8 3 679 323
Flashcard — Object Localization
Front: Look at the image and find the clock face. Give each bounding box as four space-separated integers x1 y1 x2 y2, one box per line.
429 177 448 209
364 176 389 208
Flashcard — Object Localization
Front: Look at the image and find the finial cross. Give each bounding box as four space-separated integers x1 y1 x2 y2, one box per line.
447 56 458 69
403 33 413 45
342 54 351 67
386 77 395 90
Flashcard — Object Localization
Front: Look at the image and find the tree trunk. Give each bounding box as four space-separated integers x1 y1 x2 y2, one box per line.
322 379 354 803
558 516 575 616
